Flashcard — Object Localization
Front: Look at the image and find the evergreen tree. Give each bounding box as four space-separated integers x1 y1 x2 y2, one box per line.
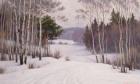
39 15 63 41
111 9 120 24
83 26 93 50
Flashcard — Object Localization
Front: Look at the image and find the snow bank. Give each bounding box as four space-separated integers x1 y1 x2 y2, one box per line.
27 57 58 68
0 61 140 84
49 39 76 45
0 61 27 73
0 57 58 73
0 39 140 84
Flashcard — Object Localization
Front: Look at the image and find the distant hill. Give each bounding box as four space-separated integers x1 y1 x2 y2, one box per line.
59 27 85 44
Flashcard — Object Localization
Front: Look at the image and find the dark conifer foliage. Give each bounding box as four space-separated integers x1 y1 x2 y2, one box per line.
83 9 140 70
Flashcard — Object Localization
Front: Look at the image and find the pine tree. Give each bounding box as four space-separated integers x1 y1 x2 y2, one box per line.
83 26 93 50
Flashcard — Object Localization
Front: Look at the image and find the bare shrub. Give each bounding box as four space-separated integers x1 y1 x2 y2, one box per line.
64 43 68 45
59 42 63 45
65 57 70 61
111 60 118 69
106 58 111 64
47 52 54 57
128 47 139 70
0 68 5 74
0 54 8 61
112 47 140 72
135 55 140 69
41 50 61 59
111 57 121 69
53 51 61 59
28 64 35 69
135 64 140 69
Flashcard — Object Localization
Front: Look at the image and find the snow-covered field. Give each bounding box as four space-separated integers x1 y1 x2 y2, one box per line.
0 39 140 84
50 39 119 63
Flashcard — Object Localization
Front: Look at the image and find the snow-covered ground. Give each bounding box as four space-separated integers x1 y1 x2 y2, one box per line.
50 39 119 63
50 43 96 62
0 39 140 84
49 39 76 45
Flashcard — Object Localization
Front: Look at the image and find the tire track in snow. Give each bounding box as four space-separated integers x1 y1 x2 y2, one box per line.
35 63 84 84
62 69 79 84
62 64 87 84
25 63 80 84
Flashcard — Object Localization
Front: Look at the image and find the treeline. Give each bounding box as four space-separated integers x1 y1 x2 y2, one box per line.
0 0 63 65
84 9 140 72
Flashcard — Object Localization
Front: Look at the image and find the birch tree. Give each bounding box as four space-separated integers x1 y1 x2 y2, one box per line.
77 0 98 62
79 0 112 63
0 0 64 63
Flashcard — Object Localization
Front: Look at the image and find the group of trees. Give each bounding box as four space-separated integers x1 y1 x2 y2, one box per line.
84 10 140 72
0 0 63 65
84 10 138 52
80 0 140 73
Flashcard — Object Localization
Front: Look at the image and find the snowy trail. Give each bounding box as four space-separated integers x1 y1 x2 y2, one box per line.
0 61 140 84
50 44 97 62
0 41 140 84
50 42 119 63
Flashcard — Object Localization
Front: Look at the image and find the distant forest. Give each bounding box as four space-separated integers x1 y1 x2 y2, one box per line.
84 9 139 53
83 9 140 71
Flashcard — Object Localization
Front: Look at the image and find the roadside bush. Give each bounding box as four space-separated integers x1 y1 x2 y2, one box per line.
46 52 53 57
59 42 63 45
0 68 5 74
28 64 35 69
53 51 61 59
111 47 140 72
128 47 140 70
135 55 140 69
106 58 111 65
0 54 8 61
65 57 70 61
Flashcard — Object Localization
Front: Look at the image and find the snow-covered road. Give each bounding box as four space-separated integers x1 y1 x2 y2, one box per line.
0 61 140 84
0 40 140 84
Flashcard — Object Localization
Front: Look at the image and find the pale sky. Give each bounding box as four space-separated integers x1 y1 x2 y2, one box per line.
56 0 140 28
0 0 84 28
1 0 140 28
56 0 86 28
